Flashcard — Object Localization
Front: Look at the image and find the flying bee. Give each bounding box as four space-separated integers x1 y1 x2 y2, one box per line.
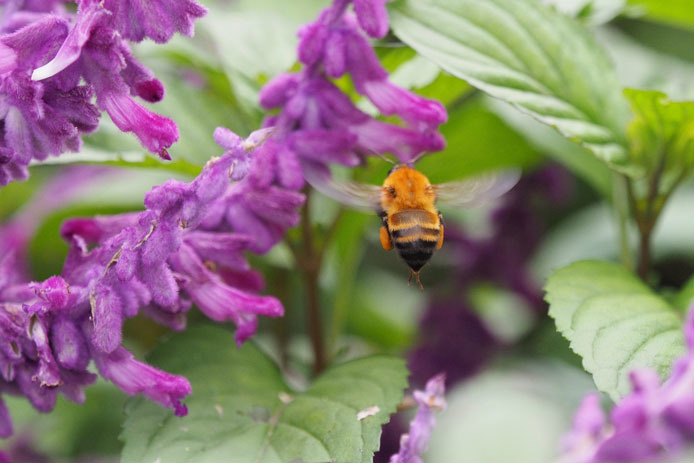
306 163 520 289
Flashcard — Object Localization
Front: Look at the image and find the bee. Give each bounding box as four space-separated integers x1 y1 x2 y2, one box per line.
306 163 519 289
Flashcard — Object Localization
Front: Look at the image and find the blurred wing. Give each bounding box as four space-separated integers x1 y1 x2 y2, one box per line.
433 170 521 208
303 164 382 212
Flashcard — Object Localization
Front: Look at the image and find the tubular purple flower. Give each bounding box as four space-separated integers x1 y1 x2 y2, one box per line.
390 373 447 463
353 0 389 38
0 16 100 185
51 317 90 371
99 92 177 159
0 0 206 185
171 244 283 346
29 1 108 81
92 345 191 417
362 79 448 128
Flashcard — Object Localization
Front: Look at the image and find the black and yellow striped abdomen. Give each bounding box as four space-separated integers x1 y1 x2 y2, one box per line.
387 209 441 272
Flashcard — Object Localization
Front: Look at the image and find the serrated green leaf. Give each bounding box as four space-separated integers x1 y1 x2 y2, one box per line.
389 0 632 168
624 88 694 178
545 260 686 400
120 326 408 463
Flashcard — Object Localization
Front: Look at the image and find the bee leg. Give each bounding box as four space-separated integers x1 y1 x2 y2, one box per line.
380 225 393 251
408 269 424 291
437 224 444 250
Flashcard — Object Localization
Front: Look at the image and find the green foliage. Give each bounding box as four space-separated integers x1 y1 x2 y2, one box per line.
488 97 614 197
545 260 686 399
121 326 408 463
416 97 541 183
38 144 202 177
389 0 632 168
202 0 325 107
543 0 626 25
673 276 694 312
4 381 126 459
627 0 694 30
624 88 694 179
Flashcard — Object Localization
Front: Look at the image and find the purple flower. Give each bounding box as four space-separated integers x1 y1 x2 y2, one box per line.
0 16 97 185
0 0 206 186
258 0 446 179
0 128 293 436
211 129 306 254
560 306 694 463
389 373 447 463
92 345 191 417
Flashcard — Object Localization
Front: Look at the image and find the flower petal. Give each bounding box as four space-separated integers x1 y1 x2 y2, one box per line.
100 91 179 157
93 346 192 416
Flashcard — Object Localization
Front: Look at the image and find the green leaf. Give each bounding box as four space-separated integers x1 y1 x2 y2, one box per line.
545 260 686 400
33 146 202 177
673 276 694 312
627 0 694 30
488 97 614 197
389 0 632 168
542 0 626 26
624 88 694 177
4 380 126 460
416 96 541 183
121 326 408 463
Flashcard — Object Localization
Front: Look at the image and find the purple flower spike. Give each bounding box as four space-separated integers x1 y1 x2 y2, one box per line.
1 0 206 185
389 374 446 463
257 0 447 173
93 346 192 416
1 128 304 433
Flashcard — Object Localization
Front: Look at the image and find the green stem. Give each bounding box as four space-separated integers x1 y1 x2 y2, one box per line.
612 173 632 270
298 190 326 374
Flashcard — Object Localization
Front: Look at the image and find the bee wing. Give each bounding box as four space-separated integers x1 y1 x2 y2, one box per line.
433 170 521 208
303 163 382 212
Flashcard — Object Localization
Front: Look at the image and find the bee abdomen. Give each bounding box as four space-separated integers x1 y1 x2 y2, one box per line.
388 210 441 271
394 239 437 271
